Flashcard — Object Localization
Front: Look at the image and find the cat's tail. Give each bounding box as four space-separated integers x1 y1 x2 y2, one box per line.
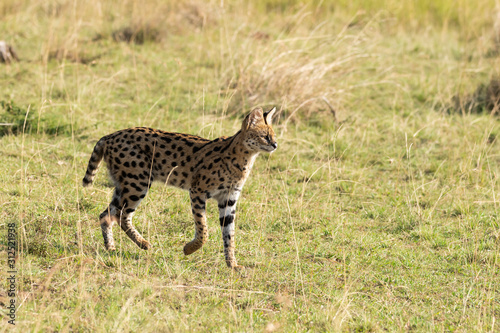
82 138 106 187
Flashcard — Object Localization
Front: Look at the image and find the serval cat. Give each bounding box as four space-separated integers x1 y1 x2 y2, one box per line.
82 107 277 269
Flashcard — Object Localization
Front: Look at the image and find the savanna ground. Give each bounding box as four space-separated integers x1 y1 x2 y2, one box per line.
0 0 499 331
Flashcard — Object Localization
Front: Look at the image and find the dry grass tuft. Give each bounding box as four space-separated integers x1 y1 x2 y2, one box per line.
224 26 374 121
47 48 102 64
176 0 219 30
111 23 165 44
452 78 500 116
101 1 218 44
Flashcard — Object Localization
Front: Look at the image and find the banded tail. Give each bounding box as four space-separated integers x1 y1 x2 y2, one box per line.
82 138 105 187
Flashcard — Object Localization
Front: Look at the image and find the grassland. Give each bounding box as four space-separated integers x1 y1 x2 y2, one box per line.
0 0 499 331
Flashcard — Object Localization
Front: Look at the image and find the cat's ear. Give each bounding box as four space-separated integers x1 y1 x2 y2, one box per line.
243 107 264 130
263 107 276 125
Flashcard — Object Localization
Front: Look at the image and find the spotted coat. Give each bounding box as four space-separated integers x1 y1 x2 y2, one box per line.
82 107 277 269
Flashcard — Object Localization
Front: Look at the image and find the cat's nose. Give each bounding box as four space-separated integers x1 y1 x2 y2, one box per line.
271 142 278 149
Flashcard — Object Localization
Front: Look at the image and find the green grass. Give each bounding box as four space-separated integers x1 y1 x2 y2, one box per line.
0 0 499 331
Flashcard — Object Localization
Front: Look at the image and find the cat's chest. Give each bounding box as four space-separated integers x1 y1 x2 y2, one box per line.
211 185 243 203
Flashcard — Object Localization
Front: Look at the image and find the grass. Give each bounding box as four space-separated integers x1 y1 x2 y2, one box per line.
0 0 499 331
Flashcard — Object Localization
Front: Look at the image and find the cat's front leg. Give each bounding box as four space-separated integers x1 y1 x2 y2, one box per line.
218 192 243 269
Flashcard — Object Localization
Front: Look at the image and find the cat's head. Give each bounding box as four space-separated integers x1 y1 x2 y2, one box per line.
241 107 278 153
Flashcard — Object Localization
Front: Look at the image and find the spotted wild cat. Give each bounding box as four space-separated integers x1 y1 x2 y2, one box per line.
82 107 277 269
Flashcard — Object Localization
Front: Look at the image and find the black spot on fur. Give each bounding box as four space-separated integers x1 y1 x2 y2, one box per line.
193 204 205 210
194 197 205 204
218 200 236 209
220 214 234 227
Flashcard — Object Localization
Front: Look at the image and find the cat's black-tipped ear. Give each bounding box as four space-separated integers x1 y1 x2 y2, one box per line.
263 107 276 125
243 107 264 130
